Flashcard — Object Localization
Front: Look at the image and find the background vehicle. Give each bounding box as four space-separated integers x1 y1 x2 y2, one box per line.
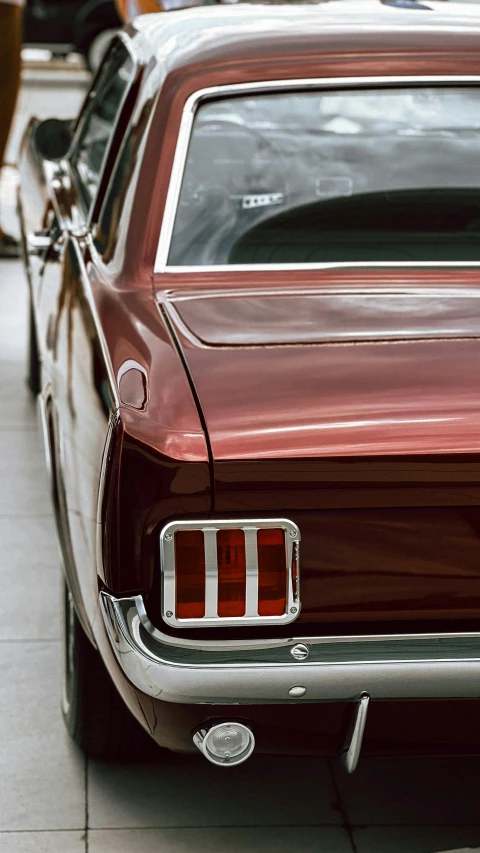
17 1 480 771
23 0 122 70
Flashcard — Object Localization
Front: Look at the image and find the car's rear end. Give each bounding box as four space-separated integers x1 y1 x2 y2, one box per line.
98 4 480 767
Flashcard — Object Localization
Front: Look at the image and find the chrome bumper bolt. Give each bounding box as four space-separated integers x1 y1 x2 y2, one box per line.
291 643 309 660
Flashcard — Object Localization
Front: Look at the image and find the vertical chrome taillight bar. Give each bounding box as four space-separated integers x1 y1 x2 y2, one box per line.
203 528 219 619
244 527 260 618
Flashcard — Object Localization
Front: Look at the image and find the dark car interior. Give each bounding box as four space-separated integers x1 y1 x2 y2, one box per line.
228 188 480 264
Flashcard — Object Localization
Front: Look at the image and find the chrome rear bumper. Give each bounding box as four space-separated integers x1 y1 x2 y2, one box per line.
100 592 480 704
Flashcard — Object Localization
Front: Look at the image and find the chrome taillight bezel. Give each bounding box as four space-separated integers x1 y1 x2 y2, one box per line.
160 518 301 628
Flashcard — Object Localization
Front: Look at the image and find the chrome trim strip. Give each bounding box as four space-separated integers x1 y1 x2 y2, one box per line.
159 518 301 628
204 527 219 619
154 75 480 275
100 593 480 704
244 527 259 618
164 262 480 274
166 284 480 301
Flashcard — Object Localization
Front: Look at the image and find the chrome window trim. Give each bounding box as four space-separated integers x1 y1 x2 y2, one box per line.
163 261 480 274
160 518 300 628
154 75 480 275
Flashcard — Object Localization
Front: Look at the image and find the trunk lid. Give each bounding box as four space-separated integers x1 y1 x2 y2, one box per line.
167 285 480 460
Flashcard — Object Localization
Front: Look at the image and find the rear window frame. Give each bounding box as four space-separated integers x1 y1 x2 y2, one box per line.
154 75 480 274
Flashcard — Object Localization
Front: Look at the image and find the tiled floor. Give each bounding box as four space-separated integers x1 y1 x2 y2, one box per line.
1 60 480 853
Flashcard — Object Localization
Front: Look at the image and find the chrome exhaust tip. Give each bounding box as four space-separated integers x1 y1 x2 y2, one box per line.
192 721 255 767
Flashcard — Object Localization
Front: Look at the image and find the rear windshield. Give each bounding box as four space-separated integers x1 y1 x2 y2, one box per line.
167 87 480 267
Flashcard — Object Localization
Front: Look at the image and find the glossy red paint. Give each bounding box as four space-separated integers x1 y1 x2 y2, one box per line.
167 282 480 460
99 421 211 593
170 283 480 347
89 268 209 462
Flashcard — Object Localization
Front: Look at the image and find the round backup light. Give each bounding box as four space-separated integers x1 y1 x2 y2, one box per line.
192 722 255 767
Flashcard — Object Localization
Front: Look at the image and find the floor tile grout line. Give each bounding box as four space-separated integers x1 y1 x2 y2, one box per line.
2 822 480 834
0 829 85 834
83 823 351 831
349 822 480 829
84 822 480 830
326 758 358 853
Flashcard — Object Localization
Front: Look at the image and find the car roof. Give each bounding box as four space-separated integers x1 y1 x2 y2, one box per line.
130 0 480 71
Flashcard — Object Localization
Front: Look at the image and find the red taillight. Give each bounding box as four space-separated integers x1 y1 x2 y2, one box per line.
175 530 205 619
217 528 246 617
257 528 287 616
164 520 299 626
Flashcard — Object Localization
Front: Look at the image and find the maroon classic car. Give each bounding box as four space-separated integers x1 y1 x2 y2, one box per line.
18 0 480 769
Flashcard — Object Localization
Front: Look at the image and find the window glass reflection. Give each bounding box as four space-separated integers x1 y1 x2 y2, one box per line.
71 47 133 208
168 88 480 266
